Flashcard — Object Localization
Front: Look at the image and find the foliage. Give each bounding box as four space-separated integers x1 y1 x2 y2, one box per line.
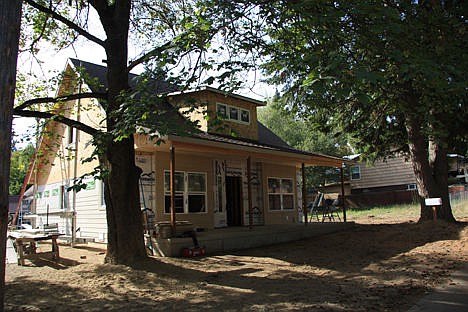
259 1 467 160
9 144 35 195
202 0 466 220
258 94 351 188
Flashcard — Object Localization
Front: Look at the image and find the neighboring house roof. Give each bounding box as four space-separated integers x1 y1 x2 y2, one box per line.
66 58 344 167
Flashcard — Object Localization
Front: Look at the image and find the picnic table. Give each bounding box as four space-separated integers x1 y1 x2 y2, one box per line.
8 229 62 266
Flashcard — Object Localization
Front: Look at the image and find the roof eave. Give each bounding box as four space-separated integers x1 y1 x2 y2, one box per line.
167 86 266 106
167 134 344 168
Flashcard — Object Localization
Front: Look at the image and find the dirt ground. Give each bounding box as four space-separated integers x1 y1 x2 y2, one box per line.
5 215 468 311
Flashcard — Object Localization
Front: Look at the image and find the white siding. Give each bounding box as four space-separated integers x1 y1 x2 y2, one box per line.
74 178 107 241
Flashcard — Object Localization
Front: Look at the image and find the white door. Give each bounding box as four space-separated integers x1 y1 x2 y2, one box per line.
213 160 227 228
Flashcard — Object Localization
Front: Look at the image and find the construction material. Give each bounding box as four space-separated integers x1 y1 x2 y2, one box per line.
181 246 206 257
8 230 62 265
180 228 206 257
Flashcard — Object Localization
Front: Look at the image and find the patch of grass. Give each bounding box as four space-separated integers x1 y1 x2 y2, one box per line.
347 203 420 222
346 198 468 223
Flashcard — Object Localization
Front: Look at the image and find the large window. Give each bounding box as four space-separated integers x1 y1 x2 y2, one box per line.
268 177 294 211
216 103 250 124
164 171 207 213
350 166 361 180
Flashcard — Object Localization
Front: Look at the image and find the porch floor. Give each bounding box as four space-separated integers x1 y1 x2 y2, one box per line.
152 222 354 257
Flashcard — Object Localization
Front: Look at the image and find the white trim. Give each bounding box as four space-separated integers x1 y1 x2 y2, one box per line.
164 170 208 214
267 177 295 211
216 102 251 125
350 165 361 180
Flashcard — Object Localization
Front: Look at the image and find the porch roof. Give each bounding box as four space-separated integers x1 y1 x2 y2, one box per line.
167 132 345 168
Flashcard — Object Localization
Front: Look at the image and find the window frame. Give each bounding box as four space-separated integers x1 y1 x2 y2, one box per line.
216 102 251 125
350 165 361 180
67 126 76 147
164 170 207 214
267 177 295 211
216 103 227 119
240 109 250 124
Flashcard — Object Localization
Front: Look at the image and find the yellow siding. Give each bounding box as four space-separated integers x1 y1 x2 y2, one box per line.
153 150 215 229
35 97 103 187
262 163 299 224
169 90 259 140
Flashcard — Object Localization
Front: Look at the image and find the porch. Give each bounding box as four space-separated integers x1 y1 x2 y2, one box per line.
151 222 354 257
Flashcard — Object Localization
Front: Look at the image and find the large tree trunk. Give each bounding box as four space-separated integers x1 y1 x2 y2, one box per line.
0 0 22 308
103 138 147 264
405 111 455 222
94 0 147 264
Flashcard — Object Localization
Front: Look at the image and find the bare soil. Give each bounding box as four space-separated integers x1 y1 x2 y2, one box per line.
5 216 468 311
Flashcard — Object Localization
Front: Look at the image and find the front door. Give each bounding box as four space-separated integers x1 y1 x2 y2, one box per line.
226 176 242 226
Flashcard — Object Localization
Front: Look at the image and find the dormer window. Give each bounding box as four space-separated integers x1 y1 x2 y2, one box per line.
216 103 227 118
216 102 250 124
240 109 250 123
229 107 239 120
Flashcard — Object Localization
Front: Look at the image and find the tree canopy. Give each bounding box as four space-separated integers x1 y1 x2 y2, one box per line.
258 95 351 188
208 0 467 221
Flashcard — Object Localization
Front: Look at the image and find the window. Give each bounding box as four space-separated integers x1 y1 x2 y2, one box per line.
407 183 417 190
350 166 361 180
268 177 294 211
229 107 239 120
164 171 207 214
67 126 76 146
216 102 251 124
216 103 227 118
240 109 250 123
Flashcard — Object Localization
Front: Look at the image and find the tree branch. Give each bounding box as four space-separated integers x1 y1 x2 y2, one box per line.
13 108 100 136
15 92 108 110
24 0 106 47
127 41 174 72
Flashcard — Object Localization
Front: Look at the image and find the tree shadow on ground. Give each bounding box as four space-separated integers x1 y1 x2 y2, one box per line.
5 221 466 311
15 255 81 269
5 260 430 312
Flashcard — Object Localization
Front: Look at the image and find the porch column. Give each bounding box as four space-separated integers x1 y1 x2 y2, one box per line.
170 145 176 234
247 156 253 228
340 164 347 222
302 163 308 225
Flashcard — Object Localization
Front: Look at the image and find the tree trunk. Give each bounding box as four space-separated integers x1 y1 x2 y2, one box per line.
103 139 147 264
94 1 147 264
0 0 22 308
405 111 455 222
